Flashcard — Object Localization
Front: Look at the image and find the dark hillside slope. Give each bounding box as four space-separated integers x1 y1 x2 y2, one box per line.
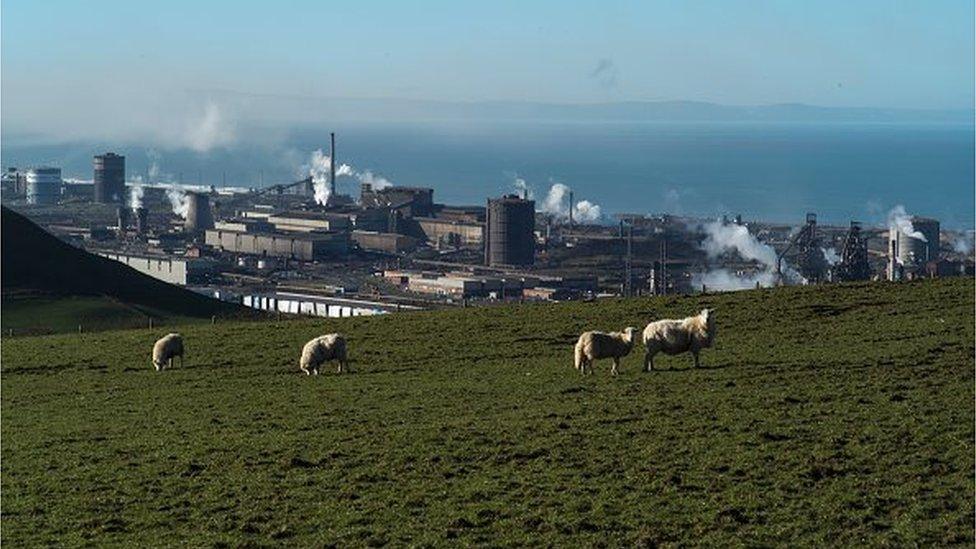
1 206 250 332
2 278 973 546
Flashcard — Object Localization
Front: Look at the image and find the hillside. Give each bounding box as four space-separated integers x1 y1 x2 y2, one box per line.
2 278 973 546
1 206 251 334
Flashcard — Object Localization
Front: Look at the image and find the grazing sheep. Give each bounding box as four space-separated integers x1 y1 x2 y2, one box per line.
299 334 349 375
642 308 716 371
574 327 639 375
151 333 184 371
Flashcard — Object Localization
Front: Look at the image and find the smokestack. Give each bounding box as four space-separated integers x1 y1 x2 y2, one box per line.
135 207 149 235
569 190 574 228
330 132 336 200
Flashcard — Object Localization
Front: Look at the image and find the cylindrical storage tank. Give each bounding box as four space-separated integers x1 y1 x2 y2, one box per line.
891 217 940 265
93 153 125 203
184 192 214 232
26 167 62 205
486 195 535 266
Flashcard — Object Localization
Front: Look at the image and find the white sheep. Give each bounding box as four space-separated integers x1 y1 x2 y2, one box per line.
152 333 184 371
300 334 349 375
642 308 716 371
574 327 639 375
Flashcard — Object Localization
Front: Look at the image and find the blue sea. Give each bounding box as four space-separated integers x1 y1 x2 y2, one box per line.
3 121 973 228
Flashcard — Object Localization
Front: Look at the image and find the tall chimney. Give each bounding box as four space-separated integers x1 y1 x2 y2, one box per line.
568 190 574 228
330 132 336 199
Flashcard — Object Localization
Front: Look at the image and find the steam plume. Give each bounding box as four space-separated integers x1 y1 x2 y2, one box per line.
822 247 841 266
513 177 534 200
166 186 190 218
693 219 801 291
540 182 604 223
887 205 926 242
129 185 145 211
306 149 388 206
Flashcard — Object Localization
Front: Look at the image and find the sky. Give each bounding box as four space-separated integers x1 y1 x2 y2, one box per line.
2 0 973 146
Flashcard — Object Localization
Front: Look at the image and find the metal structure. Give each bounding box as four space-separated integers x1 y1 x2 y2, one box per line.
834 221 871 281
650 238 669 295
253 176 314 197
185 192 214 232
485 195 535 266
134 207 149 235
25 167 61 205
623 222 633 297
93 153 125 204
117 206 130 231
776 213 827 282
891 217 939 267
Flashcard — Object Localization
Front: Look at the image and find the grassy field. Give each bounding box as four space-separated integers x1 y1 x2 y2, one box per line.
2 278 973 546
1 294 203 336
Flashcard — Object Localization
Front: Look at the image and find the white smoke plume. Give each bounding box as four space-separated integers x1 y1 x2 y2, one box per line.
166 186 190 218
540 182 604 223
887 205 926 242
574 200 602 223
306 149 388 206
692 269 776 292
952 232 974 255
693 219 803 291
513 177 534 200
699 220 778 267
129 185 145 211
822 247 841 266
358 170 393 190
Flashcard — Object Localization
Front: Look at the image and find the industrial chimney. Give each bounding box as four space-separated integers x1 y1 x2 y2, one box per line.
330 132 336 200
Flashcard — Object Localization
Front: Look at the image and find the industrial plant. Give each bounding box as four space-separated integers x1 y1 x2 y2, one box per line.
3 137 972 319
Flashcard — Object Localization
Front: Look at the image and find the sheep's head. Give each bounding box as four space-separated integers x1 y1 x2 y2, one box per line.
623 326 639 342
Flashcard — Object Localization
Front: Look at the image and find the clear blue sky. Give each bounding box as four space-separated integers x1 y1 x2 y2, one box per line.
3 0 973 109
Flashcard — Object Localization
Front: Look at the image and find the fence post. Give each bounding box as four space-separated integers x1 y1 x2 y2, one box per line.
149 317 153 330
78 324 82 334
211 315 216 325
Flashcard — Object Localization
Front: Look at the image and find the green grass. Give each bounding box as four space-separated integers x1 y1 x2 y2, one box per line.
2 278 973 546
1 294 202 336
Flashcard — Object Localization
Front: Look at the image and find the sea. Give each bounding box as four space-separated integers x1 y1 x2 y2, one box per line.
3 121 973 229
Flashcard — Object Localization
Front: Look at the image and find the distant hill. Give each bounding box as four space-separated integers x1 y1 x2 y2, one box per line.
1 206 252 333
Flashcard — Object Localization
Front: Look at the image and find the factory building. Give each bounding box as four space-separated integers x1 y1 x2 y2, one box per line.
98 252 217 286
414 217 484 248
351 230 418 254
485 195 535 266
361 184 434 217
93 153 125 204
205 228 349 260
2 168 28 196
267 211 352 233
888 217 940 280
25 167 62 205
184 192 214 232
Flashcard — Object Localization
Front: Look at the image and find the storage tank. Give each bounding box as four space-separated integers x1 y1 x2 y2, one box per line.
890 217 940 266
184 192 214 232
25 167 62 205
117 206 130 230
93 152 125 203
485 195 535 266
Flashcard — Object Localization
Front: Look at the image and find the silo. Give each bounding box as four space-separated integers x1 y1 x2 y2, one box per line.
93 153 125 203
485 195 535 266
25 167 62 205
891 216 940 266
184 192 214 232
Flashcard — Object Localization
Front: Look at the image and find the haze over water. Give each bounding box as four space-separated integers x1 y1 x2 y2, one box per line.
4 120 973 229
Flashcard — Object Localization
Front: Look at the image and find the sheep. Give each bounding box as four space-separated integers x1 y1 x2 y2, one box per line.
574 327 639 375
299 333 349 375
151 333 184 371
641 308 716 371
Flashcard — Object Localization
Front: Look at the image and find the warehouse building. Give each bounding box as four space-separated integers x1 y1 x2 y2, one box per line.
205 228 349 260
414 217 484 248
98 252 217 286
351 230 418 254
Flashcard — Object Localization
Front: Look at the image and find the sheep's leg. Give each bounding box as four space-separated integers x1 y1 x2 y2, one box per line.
611 358 619 376
643 351 652 372
693 351 700 369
